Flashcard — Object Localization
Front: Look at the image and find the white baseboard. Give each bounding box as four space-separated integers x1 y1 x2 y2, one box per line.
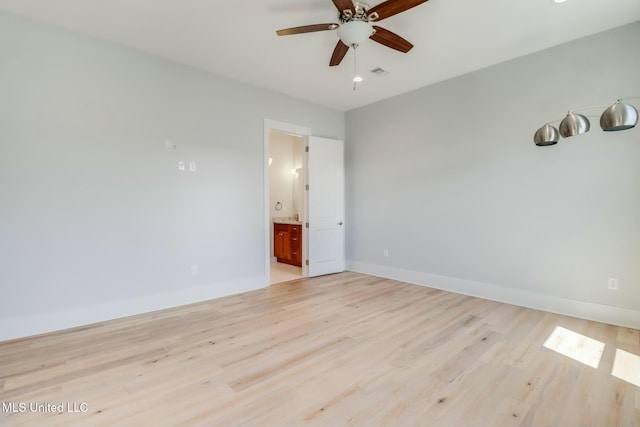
0 275 265 342
347 260 640 330
4 265 637 342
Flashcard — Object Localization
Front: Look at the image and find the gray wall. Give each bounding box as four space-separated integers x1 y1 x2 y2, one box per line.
0 11 344 340
346 22 640 327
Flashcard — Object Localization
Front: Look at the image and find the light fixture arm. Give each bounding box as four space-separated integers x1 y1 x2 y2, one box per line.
540 106 608 125
566 105 607 113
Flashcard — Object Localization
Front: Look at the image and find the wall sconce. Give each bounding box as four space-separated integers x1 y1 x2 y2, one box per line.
534 97 639 146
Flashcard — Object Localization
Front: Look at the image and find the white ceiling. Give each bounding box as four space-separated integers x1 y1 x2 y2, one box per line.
1 0 639 112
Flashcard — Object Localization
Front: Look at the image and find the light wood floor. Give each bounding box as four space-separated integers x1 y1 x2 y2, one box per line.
1 272 639 426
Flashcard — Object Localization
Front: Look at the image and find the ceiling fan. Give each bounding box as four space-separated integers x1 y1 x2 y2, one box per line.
276 0 430 67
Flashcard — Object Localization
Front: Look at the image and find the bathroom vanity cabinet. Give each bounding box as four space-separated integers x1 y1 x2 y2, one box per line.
274 222 302 267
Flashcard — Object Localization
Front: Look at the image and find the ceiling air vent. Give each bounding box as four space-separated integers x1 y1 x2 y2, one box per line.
370 67 390 76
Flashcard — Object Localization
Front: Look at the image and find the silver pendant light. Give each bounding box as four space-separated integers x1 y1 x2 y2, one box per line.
534 124 560 146
600 100 638 131
559 112 590 138
533 96 638 147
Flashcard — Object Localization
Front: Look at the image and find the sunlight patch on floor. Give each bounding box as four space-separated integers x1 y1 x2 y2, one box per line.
543 326 605 369
611 348 640 387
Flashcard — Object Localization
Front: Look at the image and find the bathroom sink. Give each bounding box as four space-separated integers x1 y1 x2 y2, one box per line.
273 216 302 225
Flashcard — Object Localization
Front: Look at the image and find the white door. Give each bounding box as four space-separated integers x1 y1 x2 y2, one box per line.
307 136 345 277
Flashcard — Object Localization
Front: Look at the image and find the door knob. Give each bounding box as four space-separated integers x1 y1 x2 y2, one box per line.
338 221 344 226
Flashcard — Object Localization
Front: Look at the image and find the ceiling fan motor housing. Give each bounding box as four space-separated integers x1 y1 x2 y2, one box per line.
340 2 377 23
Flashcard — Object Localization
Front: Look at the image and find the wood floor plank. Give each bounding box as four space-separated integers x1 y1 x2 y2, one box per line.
1 271 638 426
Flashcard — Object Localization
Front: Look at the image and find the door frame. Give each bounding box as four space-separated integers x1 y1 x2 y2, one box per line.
264 119 311 286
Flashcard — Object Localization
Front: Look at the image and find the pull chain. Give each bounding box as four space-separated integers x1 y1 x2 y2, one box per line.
352 43 361 91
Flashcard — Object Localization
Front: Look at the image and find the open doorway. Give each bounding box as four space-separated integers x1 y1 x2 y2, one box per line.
264 121 345 285
269 130 305 284
264 120 310 285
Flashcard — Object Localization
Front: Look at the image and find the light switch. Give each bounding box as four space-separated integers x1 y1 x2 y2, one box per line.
189 161 196 172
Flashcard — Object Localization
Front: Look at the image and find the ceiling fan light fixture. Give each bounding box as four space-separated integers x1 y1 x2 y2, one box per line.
352 75 363 83
337 21 374 46
276 0 427 67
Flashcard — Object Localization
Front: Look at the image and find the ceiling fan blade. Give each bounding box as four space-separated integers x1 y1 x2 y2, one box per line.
331 0 355 14
276 23 339 36
368 0 429 21
370 26 413 52
329 40 350 66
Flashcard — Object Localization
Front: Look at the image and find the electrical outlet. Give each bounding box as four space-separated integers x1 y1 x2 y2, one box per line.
178 161 185 171
383 249 389 258
191 265 198 276
608 278 618 290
